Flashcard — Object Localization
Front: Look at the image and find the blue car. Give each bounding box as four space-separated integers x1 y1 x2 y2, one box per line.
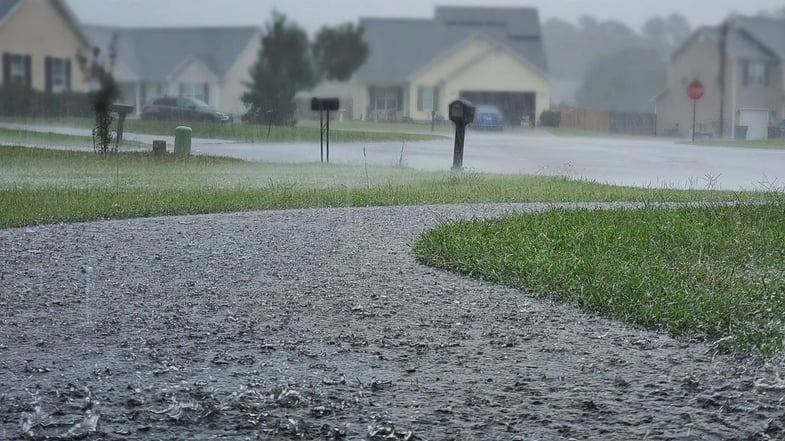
471 105 504 131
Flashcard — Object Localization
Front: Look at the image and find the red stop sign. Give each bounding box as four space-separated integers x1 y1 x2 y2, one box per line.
687 81 704 100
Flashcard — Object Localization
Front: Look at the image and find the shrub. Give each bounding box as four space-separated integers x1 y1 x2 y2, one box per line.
0 84 92 118
539 110 562 128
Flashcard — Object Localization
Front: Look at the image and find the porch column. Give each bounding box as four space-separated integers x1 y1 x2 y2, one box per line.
730 58 738 138
135 81 141 116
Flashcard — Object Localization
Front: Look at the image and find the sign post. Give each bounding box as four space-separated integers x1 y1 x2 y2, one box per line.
687 81 704 142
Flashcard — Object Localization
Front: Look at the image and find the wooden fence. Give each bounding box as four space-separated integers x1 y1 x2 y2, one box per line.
559 107 656 136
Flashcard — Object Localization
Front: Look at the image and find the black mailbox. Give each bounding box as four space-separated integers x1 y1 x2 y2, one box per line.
448 99 475 170
311 97 340 111
311 97 340 163
448 99 475 125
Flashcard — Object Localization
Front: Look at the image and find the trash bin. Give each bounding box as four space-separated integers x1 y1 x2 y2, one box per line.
174 126 192 155
734 126 748 140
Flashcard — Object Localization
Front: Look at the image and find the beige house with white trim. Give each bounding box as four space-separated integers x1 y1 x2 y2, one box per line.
0 0 90 93
85 25 262 116
354 6 550 126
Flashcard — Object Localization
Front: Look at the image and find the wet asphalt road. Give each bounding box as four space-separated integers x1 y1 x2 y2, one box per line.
3 122 785 191
192 130 785 191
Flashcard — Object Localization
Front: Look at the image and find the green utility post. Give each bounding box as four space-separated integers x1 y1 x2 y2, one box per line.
174 126 192 155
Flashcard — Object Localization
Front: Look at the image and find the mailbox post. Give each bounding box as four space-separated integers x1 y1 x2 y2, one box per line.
110 103 134 151
311 97 340 163
448 99 475 170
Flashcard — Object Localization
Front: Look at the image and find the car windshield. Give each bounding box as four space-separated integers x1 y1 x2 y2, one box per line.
182 97 210 108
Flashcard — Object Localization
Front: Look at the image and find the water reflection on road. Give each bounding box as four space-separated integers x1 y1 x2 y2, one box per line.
194 130 785 191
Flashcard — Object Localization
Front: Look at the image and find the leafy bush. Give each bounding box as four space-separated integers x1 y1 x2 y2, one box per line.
0 84 92 118
539 110 562 127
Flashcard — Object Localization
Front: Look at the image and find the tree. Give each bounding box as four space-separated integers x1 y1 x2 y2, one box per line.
575 48 667 113
642 14 691 55
312 23 369 82
76 37 120 154
242 11 317 125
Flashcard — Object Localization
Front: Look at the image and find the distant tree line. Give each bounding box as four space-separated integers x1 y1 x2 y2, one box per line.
544 13 691 113
242 11 368 125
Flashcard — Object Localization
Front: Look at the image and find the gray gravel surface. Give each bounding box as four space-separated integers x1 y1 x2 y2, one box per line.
2 203 785 440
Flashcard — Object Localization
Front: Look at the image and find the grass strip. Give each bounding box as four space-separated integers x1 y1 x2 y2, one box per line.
413 201 785 355
0 126 143 148
0 146 750 228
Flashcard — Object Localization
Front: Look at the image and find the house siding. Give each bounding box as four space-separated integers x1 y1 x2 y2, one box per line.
221 30 261 117
0 0 88 92
444 47 549 123
657 31 723 137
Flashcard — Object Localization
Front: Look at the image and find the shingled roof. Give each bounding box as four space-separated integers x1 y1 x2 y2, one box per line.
0 0 20 22
84 25 260 81
1 0 90 47
734 16 785 59
355 6 547 83
677 17 785 61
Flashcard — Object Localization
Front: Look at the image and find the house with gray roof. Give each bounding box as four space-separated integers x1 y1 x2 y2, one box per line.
1 0 91 93
84 25 262 116
352 6 550 126
655 16 785 140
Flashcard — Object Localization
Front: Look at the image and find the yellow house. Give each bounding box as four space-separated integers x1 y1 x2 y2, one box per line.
85 25 262 116
0 0 91 93
354 6 550 126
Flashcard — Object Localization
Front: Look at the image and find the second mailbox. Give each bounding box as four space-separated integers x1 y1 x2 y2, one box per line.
448 99 476 126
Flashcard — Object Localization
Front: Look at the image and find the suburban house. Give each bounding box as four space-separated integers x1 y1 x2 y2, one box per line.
655 16 785 139
84 25 262 116
353 6 550 126
0 0 91 93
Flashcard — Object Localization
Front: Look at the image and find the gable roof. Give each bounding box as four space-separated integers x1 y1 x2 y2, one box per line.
0 0 90 47
0 0 20 22
84 25 260 81
673 17 785 62
734 16 785 59
355 6 547 84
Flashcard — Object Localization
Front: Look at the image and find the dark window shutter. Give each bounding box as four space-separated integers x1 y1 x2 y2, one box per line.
203 83 209 104
743 62 749 87
2 53 9 85
65 59 71 91
417 86 423 111
765 63 770 87
24 55 32 88
45 56 52 93
179 83 184 96
433 87 439 112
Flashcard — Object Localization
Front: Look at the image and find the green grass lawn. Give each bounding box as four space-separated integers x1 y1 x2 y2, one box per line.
544 127 658 139
414 200 785 355
0 116 447 143
684 137 785 149
0 145 746 228
0 126 144 149
4 145 779 356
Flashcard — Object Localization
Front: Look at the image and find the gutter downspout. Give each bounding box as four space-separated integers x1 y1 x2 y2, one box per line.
730 57 738 134
718 19 728 138
135 81 141 116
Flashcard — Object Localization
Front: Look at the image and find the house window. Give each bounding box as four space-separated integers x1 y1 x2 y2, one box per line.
744 61 768 87
46 57 70 93
179 82 209 103
417 86 439 112
372 87 398 111
2 53 31 87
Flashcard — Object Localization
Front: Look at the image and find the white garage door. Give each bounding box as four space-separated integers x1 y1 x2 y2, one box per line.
738 108 770 141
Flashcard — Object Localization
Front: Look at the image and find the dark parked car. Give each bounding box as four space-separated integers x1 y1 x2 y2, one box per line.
470 104 504 131
141 96 233 122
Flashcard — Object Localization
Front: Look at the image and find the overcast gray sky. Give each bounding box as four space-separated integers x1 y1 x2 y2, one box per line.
67 0 783 32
